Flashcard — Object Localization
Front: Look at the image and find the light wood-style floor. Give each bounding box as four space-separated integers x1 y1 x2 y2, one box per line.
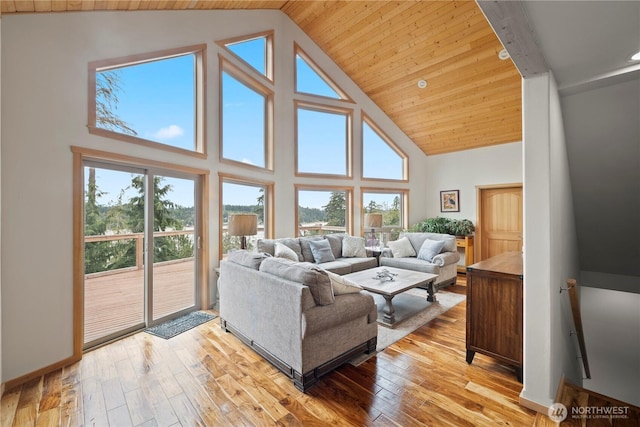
2 278 539 427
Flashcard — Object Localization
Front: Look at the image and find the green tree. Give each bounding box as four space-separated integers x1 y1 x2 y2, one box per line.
255 188 265 223
323 192 346 226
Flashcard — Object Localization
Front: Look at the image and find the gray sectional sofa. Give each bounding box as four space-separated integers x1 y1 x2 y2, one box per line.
257 234 378 274
380 232 460 297
219 249 378 392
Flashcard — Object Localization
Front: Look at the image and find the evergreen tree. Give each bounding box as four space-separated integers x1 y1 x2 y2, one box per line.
95 70 138 135
323 192 346 226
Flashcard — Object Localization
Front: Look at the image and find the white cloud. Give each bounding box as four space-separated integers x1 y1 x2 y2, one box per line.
153 124 184 140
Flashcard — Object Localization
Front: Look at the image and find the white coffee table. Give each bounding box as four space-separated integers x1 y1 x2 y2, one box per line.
343 267 438 327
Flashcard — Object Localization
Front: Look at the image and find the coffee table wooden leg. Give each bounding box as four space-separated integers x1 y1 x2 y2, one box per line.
426 281 436 303
382 295 396 325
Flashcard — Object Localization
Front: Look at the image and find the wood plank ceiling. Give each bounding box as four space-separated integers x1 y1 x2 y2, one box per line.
1 1 522 156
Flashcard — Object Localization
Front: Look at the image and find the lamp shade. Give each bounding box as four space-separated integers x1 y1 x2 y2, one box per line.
228 213 258 236
363 213 383 228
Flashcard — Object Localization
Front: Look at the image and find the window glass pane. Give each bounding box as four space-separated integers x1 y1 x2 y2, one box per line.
226 37 267 76
297 108 347 175
296 54 341 99
363 192 402 227
222 72 266 167
95 54 196 151
298 190 347 236
363 121 404 180
222 182 266 254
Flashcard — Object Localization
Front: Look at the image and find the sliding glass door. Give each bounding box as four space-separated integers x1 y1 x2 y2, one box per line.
83 162 200 348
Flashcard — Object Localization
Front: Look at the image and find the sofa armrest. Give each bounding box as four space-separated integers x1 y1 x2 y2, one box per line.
432 251 460 267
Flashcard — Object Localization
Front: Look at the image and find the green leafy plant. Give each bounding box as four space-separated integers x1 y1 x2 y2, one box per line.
409 217 475 236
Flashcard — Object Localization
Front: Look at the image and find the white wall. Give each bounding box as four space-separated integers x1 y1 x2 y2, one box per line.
520 73 582 410
424 142 523 223
581 287 640 406
0 10 429 383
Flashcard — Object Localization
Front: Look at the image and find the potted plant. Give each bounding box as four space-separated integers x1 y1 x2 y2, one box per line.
447 219 475 236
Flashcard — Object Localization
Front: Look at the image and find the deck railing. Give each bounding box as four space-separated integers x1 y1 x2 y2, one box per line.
85 230 194 277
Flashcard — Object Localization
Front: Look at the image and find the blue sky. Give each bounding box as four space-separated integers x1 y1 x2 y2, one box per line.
95 38 403 209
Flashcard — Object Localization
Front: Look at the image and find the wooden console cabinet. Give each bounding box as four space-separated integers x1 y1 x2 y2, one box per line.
465 251 523 382
455 235 474 273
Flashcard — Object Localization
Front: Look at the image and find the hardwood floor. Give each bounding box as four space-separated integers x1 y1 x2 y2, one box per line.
1 278 538 427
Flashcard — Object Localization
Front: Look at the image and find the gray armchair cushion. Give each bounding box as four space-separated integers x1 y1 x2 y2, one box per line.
259 257 335 306
226 250 271 270
379 256 440 275
325 233 347 259
432 251 460 267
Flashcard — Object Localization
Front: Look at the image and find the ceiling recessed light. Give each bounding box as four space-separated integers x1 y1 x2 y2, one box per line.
498 49 510 60
631 51 640 61
417 79 428 89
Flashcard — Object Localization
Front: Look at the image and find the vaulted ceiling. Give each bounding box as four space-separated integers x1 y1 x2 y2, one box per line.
1 1 522 156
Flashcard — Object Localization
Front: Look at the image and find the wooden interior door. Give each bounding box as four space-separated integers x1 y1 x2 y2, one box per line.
477 185 523 260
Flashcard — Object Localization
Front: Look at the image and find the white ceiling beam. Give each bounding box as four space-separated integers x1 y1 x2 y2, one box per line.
476 0 548 79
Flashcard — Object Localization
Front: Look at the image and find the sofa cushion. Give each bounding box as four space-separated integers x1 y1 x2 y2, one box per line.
226 249 271 270
417 239 446 262
259 257 335 306
326 271 362 295
275 241 299 262
342 236 367 258
257 238 304 261
299 235 324 262
379 256 440 275
325 233 347 259
336 257 378 272
387 236 416 258
316 260 353 275
309 239 335 264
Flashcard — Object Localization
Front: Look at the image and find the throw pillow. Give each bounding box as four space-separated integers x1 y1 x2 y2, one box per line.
309 239 336 264
417 238 446 262
342 236 367 258
274 241 299 262
259 257 335 305
326 271 363 295
387 236 416 258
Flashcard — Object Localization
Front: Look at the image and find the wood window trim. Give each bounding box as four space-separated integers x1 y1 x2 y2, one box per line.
361 113 409 182
295 184 354 236
218 173 275 259
294 100 353 179
87 44 207 158
216 30 275 83
71 145 210 360
360 187 409 235
219 56 274 172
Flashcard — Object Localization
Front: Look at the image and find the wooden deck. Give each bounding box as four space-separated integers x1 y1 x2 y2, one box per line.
84 260 195 344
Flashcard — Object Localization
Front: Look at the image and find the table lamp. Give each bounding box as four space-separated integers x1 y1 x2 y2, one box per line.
363 213 383 247
228 213 258 250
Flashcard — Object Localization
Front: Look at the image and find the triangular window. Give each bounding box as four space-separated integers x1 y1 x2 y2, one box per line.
295 47 347 100
219 32 273 80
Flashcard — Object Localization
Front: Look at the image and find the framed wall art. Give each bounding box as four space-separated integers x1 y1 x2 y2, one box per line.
440 190 460 212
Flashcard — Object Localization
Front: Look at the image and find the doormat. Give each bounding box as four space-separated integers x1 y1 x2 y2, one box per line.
145 311 217 339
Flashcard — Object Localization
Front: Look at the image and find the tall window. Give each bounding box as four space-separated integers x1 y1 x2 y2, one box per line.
89 45 206 156
296 103 351 177
296 186 352 236
362 115 407 181
221 177 272 256
220 61 273 170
